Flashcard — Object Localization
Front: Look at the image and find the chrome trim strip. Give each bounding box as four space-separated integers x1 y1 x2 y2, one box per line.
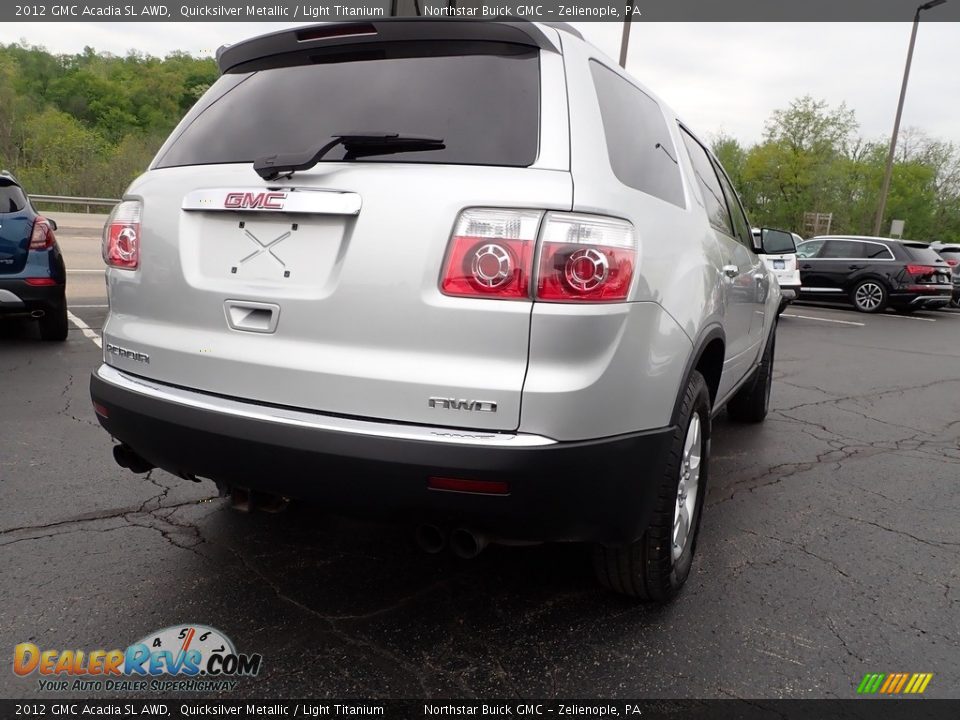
96 364 557 447
800 287 844 293
181 187 362 215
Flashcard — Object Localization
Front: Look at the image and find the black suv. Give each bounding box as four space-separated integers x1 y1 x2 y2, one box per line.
796 235 952 313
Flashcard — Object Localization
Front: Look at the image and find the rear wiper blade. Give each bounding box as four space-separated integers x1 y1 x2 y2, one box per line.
253 132 445 180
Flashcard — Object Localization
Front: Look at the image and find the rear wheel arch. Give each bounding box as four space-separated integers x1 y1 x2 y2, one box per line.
671 325 724 425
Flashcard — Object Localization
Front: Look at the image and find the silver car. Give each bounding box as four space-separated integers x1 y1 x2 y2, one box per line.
90 20 781 600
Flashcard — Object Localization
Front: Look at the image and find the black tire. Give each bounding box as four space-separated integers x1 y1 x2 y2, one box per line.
850 279 888 313
727 323 776 423
39 300 69 342
593 370 711 601
951 297 959 309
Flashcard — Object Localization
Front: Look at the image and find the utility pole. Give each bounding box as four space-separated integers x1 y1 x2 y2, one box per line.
619 16 632 68
873 0 947 236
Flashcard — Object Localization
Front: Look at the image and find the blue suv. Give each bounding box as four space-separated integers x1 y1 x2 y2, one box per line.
0 172 67 341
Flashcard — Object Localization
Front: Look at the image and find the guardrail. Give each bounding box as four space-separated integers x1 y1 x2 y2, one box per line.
30 195 120 213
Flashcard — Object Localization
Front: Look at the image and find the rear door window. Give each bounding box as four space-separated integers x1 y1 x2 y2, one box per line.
679 128 733 236
156 43 540 169
590 61 684 208
0 182 28 213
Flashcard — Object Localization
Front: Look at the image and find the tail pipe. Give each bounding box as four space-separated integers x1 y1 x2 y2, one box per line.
112 444 155 474
415 524 448 554
450 528 488 559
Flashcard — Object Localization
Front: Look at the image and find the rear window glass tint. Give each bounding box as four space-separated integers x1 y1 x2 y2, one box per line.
156 43 540 169
589 61 684 208
903 244 947 263
0 182 28 213
680 128 732 235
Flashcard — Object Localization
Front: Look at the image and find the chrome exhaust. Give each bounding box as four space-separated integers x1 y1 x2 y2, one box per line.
449 528 488 559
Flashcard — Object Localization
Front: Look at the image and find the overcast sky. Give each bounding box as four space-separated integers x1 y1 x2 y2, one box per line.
1 21 957 147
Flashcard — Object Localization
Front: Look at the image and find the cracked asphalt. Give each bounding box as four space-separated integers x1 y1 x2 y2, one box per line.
1 215 958 699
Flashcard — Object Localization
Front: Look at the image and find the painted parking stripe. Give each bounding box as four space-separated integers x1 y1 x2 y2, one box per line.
873 313 937 323
66 310 102 349
781 313 865 327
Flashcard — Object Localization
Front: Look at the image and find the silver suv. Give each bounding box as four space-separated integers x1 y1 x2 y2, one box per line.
90 20 781 600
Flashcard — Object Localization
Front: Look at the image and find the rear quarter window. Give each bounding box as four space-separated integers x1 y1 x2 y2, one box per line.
0 183 28 213
589 61 684 208
156 43 540 169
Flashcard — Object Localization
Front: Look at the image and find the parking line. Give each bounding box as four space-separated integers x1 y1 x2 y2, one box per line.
66 310 102 349
872 313 937 323
781 313 865 327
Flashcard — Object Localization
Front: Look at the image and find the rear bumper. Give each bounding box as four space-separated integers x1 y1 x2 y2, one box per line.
0 279 64 314
90 365 675 544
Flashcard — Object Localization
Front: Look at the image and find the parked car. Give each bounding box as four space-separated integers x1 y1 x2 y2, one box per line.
931 242 960 308
796 235 952 313
753 227 800 312
0 171 67 340
89 20 783 600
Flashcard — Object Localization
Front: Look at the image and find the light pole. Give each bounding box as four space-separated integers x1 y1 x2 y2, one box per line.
873 0 947 236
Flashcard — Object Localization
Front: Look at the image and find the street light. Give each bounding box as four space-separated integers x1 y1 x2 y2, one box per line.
872 0 948 236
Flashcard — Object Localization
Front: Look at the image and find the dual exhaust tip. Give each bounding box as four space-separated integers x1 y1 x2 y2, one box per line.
416 524 488 559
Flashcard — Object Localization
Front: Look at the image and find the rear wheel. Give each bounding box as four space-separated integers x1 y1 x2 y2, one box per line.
851 280 888 313
593 370 710 601
39 300 68 342
727 324 776 423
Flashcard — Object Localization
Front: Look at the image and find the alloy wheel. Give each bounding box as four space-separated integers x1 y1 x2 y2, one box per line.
672 413 702 562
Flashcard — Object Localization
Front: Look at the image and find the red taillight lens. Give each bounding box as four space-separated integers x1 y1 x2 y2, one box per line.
906 264 936 277
536 213 636 302
24 278 57 286
102 200 142 270
29 217 55 250
440 209 542 299
428 476 510 495
945 259 958 267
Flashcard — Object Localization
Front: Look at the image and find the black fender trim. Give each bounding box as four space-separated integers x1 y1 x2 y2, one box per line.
670 323 725 426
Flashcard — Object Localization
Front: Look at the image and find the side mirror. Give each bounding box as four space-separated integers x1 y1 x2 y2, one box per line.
47 218 58 232
759 228 796 255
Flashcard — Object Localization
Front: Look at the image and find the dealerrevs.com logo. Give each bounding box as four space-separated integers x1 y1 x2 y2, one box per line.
14 624 262 693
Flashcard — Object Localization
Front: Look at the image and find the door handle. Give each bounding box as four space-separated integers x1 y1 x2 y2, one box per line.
802 264 813 269
722 265 738 278
849 265 863 270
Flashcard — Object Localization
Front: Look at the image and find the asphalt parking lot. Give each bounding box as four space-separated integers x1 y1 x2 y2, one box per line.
1 214 958 699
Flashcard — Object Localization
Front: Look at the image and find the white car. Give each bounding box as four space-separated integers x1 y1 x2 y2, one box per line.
753 228 801 310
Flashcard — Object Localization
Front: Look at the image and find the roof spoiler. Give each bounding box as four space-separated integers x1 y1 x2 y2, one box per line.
215 19 571 73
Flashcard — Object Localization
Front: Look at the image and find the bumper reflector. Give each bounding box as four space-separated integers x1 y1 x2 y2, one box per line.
428 476 510 495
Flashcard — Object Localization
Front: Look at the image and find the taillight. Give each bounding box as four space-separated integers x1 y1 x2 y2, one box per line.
440 209 542 299
945 259 958 267
102 200 142 270
29 217 55 250
536 213 636 302
905 264 936 277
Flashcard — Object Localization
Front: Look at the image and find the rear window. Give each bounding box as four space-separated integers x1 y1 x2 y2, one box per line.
0 182 28 213
902 243 947 264
590 61 685 208
156 43 540 169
